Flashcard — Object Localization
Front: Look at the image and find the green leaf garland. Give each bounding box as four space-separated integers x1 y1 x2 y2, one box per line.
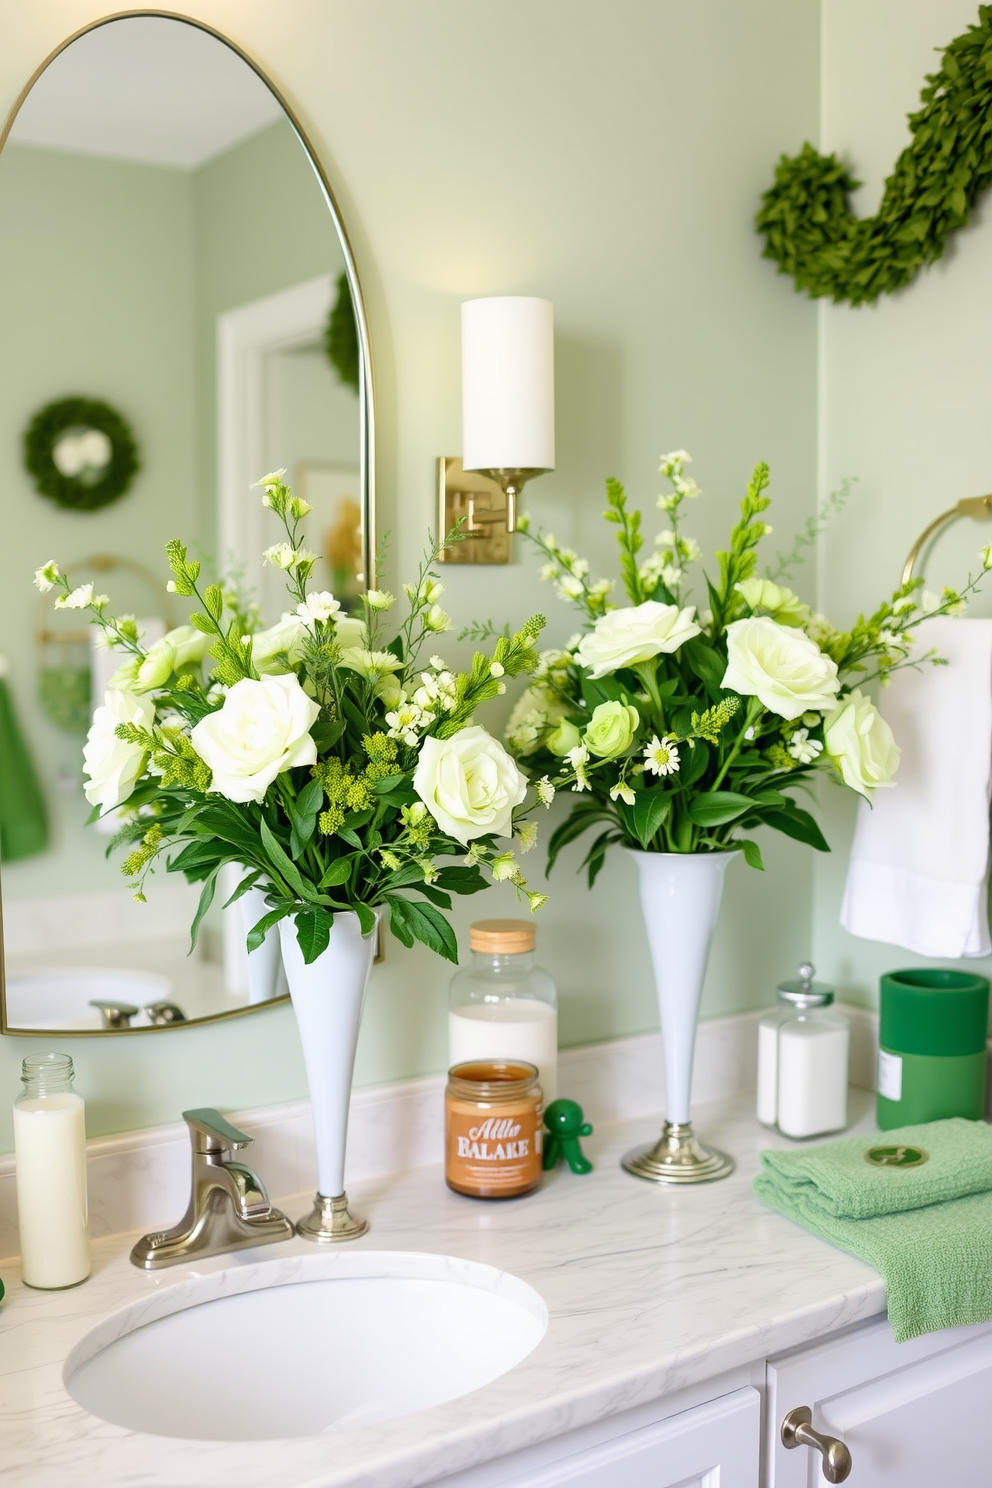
756 5 992 305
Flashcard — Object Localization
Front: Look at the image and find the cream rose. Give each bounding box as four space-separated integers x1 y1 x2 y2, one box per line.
823 689 900 799
583 700 640 758
133 624 211 692
735 578 811 629
83 688 155 811
413 725 528 844
575 600 701 679
251 613 308 675
722 616 840 719
191 673 319 804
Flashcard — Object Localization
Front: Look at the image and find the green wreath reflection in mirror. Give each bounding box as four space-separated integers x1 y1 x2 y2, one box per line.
23 396 140 512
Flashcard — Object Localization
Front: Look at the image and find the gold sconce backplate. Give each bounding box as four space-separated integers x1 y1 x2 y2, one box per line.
437 457 512 564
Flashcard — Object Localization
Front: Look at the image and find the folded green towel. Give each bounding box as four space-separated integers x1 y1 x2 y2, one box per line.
755 1119 992 1342
0 674 47 862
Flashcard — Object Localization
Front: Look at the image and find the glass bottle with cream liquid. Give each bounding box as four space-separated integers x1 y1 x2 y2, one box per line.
14 1052 90 1288
449 920 558 1104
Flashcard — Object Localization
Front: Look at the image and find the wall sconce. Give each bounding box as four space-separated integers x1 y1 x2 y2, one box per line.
439 296 554 564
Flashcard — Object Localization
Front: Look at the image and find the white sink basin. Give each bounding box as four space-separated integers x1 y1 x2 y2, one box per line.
64 1251 547 1439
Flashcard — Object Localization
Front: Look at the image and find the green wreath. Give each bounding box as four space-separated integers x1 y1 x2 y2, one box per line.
324 272 360 394
23 396 140 512
757 5 992 306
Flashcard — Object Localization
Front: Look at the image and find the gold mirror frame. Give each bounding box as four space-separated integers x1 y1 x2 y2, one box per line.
0 9 376 1037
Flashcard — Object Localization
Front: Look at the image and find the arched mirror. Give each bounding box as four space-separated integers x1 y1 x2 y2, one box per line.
0 13 374 1035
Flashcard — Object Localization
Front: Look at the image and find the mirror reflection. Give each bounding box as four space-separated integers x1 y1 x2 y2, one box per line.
0 16 370 1034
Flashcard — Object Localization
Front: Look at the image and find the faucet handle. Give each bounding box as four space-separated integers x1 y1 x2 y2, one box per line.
183 1107 254 1155
89 998 139 1030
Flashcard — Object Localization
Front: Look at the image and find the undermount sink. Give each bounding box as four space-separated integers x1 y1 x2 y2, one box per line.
64 1251 547 1440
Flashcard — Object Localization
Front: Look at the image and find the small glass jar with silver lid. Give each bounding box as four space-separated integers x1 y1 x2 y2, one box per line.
757 962 849 1139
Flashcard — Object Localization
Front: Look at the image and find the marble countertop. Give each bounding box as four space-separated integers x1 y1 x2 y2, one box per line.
0 1090 887 1488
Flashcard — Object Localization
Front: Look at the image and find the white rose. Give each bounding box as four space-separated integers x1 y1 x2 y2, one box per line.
251 613 308 675
823 689 900 799
735 577 811 629
722 615 840 719
191 673 319 804
575 600 701 679
134 624 211 692
413 725 528 844
83 688 155 811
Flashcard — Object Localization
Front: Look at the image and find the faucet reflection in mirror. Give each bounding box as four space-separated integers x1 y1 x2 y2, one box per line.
34 473 549 1237
439 297 555 563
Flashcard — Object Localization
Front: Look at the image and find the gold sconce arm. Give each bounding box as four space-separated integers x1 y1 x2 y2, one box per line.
902 494 992 585
437 458 548 564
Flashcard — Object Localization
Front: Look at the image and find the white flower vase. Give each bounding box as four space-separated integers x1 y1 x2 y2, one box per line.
239 883 285 1005
220 869 285 1006
622 850 739 1184
278 911 379 1241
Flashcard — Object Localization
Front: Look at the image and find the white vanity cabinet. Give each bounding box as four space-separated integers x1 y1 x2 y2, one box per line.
441 1311 992 1488
767 1314 992 1487
437 1386 760 1488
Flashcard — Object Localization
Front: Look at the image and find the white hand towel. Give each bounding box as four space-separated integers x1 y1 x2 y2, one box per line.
840 616 992 958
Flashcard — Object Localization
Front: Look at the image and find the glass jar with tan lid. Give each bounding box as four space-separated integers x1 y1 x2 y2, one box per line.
445 1060 544 1198
448 919 558 1103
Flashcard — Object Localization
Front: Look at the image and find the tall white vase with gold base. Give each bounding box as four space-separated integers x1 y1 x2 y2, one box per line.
622 850 739 1184
278 910 379 1240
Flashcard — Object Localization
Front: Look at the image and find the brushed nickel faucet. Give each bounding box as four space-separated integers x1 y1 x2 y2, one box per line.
130 1108 294 1269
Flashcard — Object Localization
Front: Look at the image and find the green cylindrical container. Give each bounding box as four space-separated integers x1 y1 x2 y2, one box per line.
877 969 989 1129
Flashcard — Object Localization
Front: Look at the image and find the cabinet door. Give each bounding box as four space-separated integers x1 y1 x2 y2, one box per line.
767 1315 992 1487
499 1386 759 1488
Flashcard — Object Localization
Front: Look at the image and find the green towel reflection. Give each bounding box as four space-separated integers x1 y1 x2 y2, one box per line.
755 1118 992 1342
0 675 48 861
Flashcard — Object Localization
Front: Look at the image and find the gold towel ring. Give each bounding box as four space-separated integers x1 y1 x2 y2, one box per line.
902 494 992 584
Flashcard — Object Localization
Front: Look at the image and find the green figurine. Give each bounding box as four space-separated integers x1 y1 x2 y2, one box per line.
543 1098 593 1174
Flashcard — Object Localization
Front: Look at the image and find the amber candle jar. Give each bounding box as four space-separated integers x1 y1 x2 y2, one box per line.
445 1060 543 1199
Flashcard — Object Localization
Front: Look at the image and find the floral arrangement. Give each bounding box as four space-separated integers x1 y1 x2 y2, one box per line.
505 451 989 882
34 473 547 964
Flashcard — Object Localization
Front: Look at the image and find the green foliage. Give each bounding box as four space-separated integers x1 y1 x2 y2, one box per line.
54 468 549 966
711 463 771 629
603 477 645 604
688 696 740 744
756 7 992 304
517 447 987 876
766 479 856 582
324 272 360 393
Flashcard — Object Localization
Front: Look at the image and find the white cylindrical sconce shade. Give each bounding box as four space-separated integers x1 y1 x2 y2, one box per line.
461 296 555 473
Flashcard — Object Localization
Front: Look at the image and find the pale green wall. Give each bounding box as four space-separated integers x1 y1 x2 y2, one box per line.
0 143 198 899
0 0 821 1151
813 0 992 1009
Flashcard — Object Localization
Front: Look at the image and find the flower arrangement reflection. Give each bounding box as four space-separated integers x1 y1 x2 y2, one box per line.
35 473 547 964
506 451 989 881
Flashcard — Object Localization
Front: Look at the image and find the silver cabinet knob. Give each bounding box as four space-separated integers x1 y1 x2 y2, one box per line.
781 1406 852 1483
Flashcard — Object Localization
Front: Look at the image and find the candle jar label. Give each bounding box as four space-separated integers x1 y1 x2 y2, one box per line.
444 1068 544 1200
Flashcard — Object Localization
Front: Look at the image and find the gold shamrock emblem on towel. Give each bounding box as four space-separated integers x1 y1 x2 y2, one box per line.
864 1144 928 1168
